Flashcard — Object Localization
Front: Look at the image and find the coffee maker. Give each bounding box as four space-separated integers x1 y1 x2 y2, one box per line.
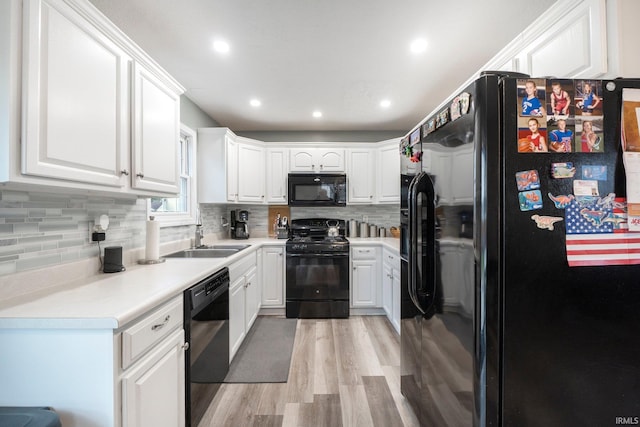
231 209 250 239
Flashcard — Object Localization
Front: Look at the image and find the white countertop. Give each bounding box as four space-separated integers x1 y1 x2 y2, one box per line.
0 238 285 330
0 237 401 330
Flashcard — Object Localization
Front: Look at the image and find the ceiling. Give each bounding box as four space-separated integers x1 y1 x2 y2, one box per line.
89 0 556 133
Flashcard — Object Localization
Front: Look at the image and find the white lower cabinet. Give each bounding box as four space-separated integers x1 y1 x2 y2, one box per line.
261 246 285 307
350 246 381 308
229 274 247 361
0 294 186 427
121 328 185 427
382 248 401 334
228 251 261 361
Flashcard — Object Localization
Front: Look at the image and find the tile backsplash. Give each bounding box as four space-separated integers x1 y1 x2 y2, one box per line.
0 189 399 279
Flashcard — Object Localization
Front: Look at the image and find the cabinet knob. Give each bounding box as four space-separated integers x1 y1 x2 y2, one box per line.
120 169 129 176
182 342 190 351
136 173 144 178
353 266 356 270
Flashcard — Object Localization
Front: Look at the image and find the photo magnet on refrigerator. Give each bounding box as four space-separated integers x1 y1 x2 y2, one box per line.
518 190 543 211
551 162 576 178
515 170 540 191
582 165 607 180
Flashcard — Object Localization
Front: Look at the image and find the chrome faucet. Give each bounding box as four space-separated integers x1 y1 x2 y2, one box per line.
194 224 204 248
194 208 204 248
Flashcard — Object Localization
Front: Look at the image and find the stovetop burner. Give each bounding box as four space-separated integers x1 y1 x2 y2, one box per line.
286 218 349 253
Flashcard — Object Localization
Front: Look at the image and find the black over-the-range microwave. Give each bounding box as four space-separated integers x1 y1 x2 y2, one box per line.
287 173 347 206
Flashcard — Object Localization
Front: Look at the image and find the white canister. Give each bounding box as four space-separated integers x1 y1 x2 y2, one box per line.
378 228 386 237
360 222 369 238
369 224 378 237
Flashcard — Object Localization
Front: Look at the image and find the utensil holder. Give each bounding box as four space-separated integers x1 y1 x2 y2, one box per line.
276 227 289 239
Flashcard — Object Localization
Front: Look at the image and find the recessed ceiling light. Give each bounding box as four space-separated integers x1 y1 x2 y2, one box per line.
380 99 391 108
410 38 428 54
213 39 230 54
250 99 261 107
312 111 323 118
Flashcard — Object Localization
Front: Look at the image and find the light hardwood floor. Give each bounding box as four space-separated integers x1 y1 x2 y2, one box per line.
198 316 420 427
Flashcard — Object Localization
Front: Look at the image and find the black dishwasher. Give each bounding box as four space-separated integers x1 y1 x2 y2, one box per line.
184 267 229 427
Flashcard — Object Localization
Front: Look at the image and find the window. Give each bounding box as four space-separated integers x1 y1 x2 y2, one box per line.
147 124 197 226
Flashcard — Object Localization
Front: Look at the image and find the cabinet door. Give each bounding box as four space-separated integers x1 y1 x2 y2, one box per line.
525 0 607 78
347 149 375 204
317 148 345 172
266 148 288 203
245 267 260 332
22 0 128 187
227 136 239 202
229 276 246 361
377 143 401 203
122 328 185 427
289 148 316 172
261 247 285 307
351 260 378 307
391 267 401 334
131 63 180 194
237 143 265 203
382 263 393 318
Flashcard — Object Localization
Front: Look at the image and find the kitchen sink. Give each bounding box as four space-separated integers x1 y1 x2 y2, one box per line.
164 244 250 258
206 244 251 250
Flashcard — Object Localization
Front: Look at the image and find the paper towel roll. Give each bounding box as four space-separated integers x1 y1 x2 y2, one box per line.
145 216 160 261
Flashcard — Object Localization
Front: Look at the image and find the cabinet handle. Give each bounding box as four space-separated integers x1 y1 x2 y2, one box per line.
151 315 170 331
370 195 373 198
136 173 144 178
182 342 190 351
353 266 356 270
120 169 129 176
320 164 324 169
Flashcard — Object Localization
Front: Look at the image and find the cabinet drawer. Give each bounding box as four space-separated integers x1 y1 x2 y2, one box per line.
351 246 379 260
122 295 183 369
383 250 399 266
229 250 257 282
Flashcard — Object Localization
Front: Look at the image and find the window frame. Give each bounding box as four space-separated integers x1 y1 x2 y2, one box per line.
146 124 198 227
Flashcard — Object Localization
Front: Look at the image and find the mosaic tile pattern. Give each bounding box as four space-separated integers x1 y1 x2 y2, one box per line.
1 189 401 277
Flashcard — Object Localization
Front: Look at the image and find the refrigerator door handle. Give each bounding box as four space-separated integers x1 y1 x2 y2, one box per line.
408 174 424 314
408 171 437 315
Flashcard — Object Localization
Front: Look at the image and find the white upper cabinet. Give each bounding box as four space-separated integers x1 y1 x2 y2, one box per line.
347 148 375 204
131 63 180 193
197 128 238 203
4 0 183 196
482 0 608 78
237 139 265 203
266 148 289 204
377 139 401 203
289 148 345 172
22 0 130 188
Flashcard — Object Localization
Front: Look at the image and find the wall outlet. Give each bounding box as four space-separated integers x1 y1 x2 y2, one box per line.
88 221 95 242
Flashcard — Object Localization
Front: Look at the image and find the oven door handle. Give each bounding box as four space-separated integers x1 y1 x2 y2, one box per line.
286 253 349 258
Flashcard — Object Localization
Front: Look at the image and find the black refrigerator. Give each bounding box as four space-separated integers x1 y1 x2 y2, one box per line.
400 72 640 426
